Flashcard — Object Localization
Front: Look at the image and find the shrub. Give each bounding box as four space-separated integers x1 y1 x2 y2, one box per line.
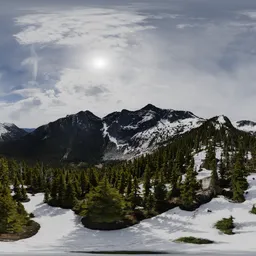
29 213 35 218
250 205 256 214
175 236 214 244
215 216 235 235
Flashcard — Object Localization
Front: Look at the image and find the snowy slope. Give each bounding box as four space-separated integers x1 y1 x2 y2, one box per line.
234 120 256 134
103 107 204 160
0 123 27 141
2 173 256 254
131 117 202 151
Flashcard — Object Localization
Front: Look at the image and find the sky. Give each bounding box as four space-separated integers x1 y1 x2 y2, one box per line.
1 0 256 127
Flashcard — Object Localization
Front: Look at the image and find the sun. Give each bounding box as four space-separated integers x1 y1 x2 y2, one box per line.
91 57 108 70
82 51 113 72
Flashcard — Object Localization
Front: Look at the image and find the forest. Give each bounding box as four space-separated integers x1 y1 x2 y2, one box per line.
1 118 255 233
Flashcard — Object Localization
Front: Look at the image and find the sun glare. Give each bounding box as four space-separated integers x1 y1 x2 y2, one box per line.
82 51 112 72
92 57 108 70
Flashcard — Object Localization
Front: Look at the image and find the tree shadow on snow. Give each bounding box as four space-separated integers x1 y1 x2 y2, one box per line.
33 203 69 218
235 221 256 230
50 208 206 253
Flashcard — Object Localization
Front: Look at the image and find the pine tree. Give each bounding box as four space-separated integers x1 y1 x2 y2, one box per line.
44 188 50 203
89 169 98 187
16 185 23 201
64 181 77 208
50 175 58 201
209 151 219 196
145 192 156 213
128 176 141 210
232 150 248 202
154 182 167 212
143 164 151 198
80 171 89 196
21 184 28 202
180 161 197 208
83 177 125 223
0 187 24 233
118 170 126 195
58 173 67 206
219 154 226 182
204 143 215 169
170 157 181 197
126 174 132 197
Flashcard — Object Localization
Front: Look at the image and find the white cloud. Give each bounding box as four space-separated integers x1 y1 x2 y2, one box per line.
14 9 154 46
2 2 256 127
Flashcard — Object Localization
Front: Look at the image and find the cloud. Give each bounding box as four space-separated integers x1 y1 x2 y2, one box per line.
0 1 256 127
9 97 42 121
14 9 154 46
84 85 108 96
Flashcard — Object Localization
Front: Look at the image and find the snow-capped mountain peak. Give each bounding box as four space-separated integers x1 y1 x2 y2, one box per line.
233 120 256 134
3 105 253 163
210 115 232 130
0 123 27 141
102 105 205 160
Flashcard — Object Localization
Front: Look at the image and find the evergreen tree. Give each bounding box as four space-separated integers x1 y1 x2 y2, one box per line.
126 174 132 197
64 181 77 208
21 185 28 202
143 164 151 198
145 192 156 213
118 170 126 195
232 150 248 202
154 182 167 212
219 154 226 182
170 157 181 197
44 188 50 203
0 187 24 233
14 185 23 201
180 161 197 208
128 176 141 210
57 173 66 206
209 149 219 196
80 171 89 196
83 177 125 223
89 169 98 187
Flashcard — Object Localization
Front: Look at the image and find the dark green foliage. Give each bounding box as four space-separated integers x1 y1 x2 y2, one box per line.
170 154 182 197
63 181 77 208
175 236 214 244
180 161 197 208
81 177 125 223
143 164 151 198
145 192 156 214
29 213 35 218
0 110 255 231
126 174 132 197
215 216 235 235
44 188 50 203
0 187 29 234
128 177 142 210
232 150 248 202
154 178 167 212
250 205 256 214
118 170 126 195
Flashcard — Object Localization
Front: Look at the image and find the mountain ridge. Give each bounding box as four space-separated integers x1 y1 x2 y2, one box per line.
0 104 255 163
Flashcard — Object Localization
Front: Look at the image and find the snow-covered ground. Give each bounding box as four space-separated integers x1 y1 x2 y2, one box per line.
1 174 256 254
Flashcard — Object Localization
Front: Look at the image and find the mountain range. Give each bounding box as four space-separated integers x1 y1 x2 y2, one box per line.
0 104 255 163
